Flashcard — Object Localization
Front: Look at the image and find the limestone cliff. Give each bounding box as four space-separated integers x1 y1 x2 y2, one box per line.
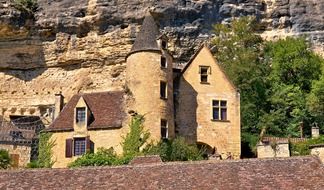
0 0 323 122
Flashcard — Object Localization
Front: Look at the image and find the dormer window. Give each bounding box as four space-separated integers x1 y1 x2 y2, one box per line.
161 40 167 49
76 107 86 123
199 66 210 83
161 57 167 68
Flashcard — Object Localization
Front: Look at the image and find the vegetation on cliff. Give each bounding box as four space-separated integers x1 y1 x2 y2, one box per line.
212 17 324 157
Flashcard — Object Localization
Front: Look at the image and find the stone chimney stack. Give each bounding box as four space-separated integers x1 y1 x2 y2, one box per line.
311 123 320 138
54 93 64 119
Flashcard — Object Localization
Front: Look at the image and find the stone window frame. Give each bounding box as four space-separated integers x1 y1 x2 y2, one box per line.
74 137 86 156
161 119 168 140
160 81 167 100
161 56 167 68
161 40 167 49
76 107 86 124
199 66 211 84
211 100 229 122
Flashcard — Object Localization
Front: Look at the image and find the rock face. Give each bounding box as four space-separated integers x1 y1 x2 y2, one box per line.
0 0 323 122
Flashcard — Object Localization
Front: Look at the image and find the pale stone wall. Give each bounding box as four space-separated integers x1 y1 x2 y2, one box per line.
50 126 129 168
176 46 241 159
257 143 290 158
126 51 174 142
311 146 324 163
0 144 31 167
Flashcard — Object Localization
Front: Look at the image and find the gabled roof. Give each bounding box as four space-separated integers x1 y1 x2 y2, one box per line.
47 91 125 132
181 43 238 91
129 12 161 55
0 156 323 189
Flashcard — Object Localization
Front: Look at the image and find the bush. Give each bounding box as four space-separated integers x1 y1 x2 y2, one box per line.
68 147 127 168
290 135 324 156
0 149 11 169
144 137 205 162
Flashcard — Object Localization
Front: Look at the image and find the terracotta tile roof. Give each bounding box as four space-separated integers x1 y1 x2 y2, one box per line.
47 91 125 131
129 12 161 55
0 156 323 189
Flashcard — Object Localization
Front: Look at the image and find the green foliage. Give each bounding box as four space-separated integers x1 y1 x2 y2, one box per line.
144 137 205 162
0 149 11 169
212 17 324 156
307 75 324 129
212 17 270 136
12 0 38 18
290 136 324 156
121 115 150 157
262 37 324 137
27 132 56 168
68 148 130 168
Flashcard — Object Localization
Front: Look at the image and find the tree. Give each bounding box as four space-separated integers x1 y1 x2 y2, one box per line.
263 37 324 137
212 17 270 156
0 149 11 169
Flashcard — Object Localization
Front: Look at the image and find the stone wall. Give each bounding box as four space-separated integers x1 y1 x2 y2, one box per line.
126 51 175 141
176 46 240 159
311 145 324 163
0 144 31 167
50 127 129 168
257 142 290 158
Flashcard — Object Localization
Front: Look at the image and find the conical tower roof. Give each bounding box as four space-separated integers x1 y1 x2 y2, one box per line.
129 12 161 54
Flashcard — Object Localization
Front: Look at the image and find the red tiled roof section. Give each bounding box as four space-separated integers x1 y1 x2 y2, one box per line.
0 156 323 189
47 91 125 131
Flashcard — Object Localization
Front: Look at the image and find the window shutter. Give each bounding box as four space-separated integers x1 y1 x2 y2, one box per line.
86 136 91 153
65 138 73 158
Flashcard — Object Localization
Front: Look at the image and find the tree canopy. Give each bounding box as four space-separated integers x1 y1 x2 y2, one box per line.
211 17 324 156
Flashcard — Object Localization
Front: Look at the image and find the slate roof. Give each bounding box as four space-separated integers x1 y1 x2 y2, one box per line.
0 156 323 189
129 12 161 54
47 91 125 131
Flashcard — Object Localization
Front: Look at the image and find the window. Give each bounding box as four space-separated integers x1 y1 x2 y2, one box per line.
199 66 210 83
160 81 167 99
161 40 167 49
76 107 86 123
161 57 167 68
74 138 86 156
212 100 227 121
161 119 168 139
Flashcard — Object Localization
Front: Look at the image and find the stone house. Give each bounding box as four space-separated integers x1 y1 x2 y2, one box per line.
0 116 44 167
46 12 241 168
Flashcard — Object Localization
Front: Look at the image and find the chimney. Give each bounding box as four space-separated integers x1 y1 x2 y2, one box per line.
54 93 64 119
311 123 320 138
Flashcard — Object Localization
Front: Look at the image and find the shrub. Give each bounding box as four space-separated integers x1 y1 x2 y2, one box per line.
144 137 205 162
290 135 324 156
68 147 127 168
0 149 11 169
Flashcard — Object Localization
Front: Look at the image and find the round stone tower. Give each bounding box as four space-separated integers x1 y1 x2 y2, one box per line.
126 12 174 141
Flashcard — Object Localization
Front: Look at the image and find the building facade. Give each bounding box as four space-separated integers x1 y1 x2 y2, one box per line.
46 13 241 168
